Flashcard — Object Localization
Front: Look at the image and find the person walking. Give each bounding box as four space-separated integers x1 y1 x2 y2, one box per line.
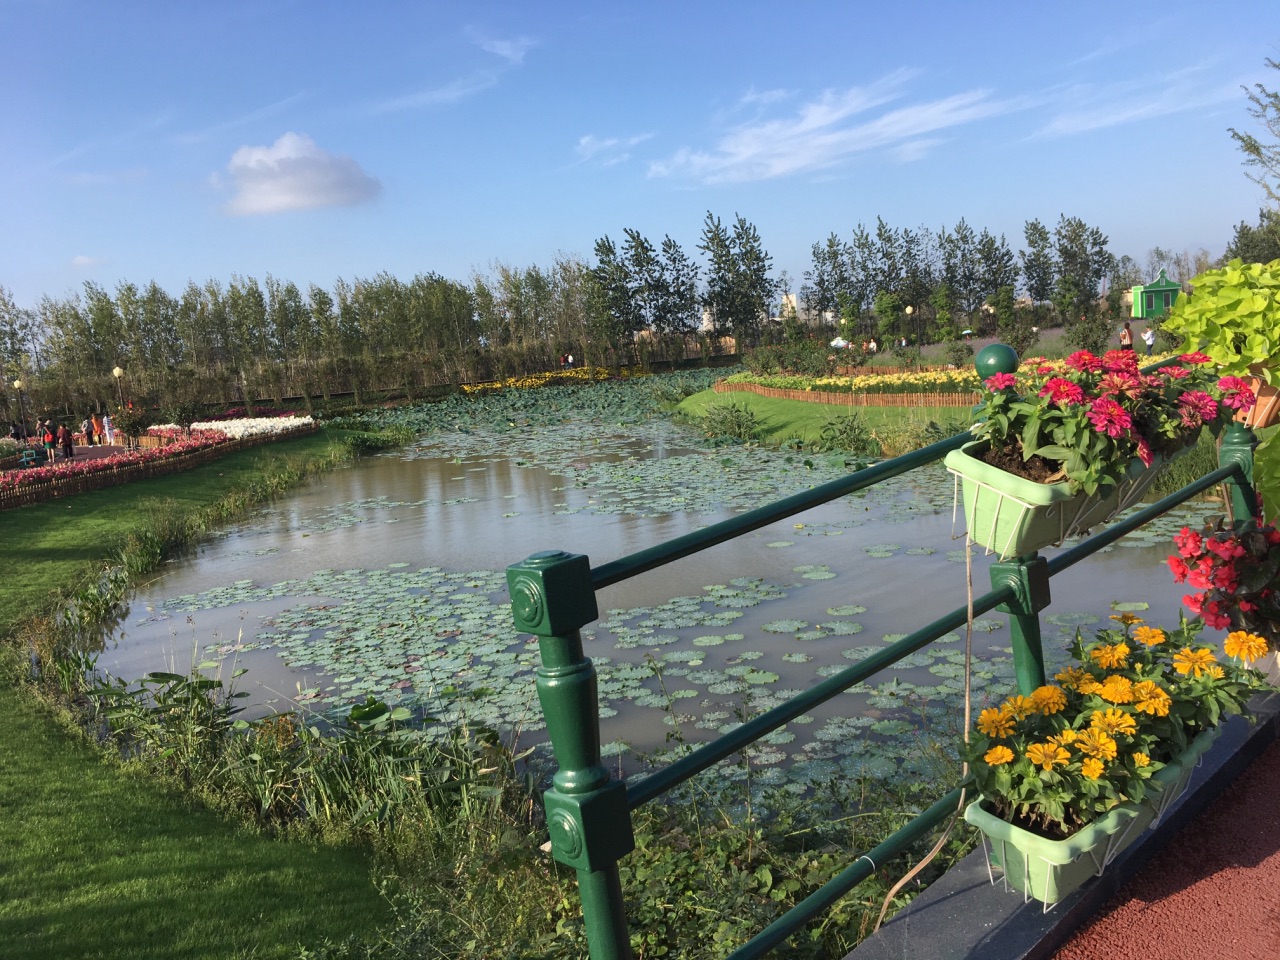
81 416 94 446
42 421 56 461
1119 321 1134 351
57 423 74 460
91 412 103 445
1142 326 1156 356
102 413 114 446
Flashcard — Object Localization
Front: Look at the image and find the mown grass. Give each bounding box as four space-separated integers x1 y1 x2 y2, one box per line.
0 429 394 960
675 389 967 451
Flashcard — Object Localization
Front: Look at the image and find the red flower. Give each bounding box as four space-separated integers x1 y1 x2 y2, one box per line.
1168 555 1189 582
1173 527 1203 557
1064 350 1103 372
1037 377 1085 406
1179 352 1212 364
1098 371 1142 398
1135 434 1153 467
1160 365 1190 380
984 372 1018 392
1086 397 1132 437
1217 376 1257 412
1102 349 1140 372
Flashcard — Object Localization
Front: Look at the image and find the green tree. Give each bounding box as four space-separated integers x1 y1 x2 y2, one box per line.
1229 57 1280 205
1053 215 1114 352
1224 209 1280 264
698 212 778 349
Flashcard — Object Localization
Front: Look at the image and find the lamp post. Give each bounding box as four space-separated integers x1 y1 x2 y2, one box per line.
12 379 26 439
112 366 126 408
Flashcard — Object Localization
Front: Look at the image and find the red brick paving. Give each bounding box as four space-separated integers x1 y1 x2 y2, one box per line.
1052 740 1280 960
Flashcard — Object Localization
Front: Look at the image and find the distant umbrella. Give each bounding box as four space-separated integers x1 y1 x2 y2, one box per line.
961 329 973 335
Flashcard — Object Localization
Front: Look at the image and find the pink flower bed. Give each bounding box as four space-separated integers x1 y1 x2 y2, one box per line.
0 433 230 493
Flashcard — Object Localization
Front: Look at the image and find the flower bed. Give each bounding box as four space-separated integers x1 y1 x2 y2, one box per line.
0 421 318 510
460 367 612 395
712 380 978 408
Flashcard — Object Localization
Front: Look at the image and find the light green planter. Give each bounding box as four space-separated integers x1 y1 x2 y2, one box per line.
944 440 1179 560
965 727 1220 906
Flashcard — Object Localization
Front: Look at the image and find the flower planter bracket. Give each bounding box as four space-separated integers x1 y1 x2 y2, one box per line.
1217 421 1260 526
989 554 1051 695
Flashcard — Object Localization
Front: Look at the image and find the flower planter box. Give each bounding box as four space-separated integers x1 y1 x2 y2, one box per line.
944 439 1185 560
965 726 1221 906
1236 374 1280 429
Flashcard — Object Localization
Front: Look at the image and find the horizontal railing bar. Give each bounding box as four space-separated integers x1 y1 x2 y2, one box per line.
1046 464 1237 576
726 787 966 960
626 580 1017 809
592 432 969 590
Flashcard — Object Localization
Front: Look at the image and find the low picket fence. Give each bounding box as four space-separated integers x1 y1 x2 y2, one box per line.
0 425 319 511
712 380 979 408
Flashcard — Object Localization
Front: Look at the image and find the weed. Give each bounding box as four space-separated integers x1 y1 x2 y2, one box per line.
699 402 761 445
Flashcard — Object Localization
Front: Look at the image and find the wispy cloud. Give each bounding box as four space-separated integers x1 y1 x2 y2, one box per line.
71 255 106 269
650 71 1025 184
892 138 944 163
66 168 149 186
574 133 652 167
740 87 790 107
1034 66 1242 137
474 33 537 64
370 72 498 115
217 132 381 215
175 93 306 144
50 111 173 166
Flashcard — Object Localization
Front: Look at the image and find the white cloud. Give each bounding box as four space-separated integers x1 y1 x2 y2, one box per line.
892 138 944 162
371 73 497 114
1034 67 1242 138
650 72 1024 184
476 35 536 64
71 255 106 268
220 132 381 215
575 133 652 167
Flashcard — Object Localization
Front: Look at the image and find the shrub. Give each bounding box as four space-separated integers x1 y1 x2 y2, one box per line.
699 402 761 444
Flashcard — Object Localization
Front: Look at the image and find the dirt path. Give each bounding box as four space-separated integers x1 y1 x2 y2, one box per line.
1052 740 1280 960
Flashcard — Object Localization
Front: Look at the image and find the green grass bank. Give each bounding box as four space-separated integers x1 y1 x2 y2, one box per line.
0 429 395 960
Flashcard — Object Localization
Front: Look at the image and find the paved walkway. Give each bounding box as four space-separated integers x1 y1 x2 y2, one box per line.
1051 740 1280 960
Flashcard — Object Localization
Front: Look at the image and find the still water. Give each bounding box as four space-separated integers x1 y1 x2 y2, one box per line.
98 421 1216 780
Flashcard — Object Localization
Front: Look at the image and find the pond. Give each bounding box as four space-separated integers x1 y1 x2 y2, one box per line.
97 417 1223 788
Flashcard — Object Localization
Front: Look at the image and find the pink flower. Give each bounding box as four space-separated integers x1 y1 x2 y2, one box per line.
1064 350 1103 373
984 372 1018 392
1179 352 1212 364
1168 555 1190 582
1102 350 1140 373
1217 376 1257 412
1036 364 1056 376
1177 390 1218 427
1160 365 1190 380
1038 377 1085 406
1098 371 1142 398
1135 434 1153 467
1205 536 1247 560
1086 397 1132 437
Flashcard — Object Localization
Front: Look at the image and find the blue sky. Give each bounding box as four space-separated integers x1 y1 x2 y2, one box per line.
3 0 1277 308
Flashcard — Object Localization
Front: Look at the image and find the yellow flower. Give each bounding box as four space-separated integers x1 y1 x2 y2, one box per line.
1030 685 1068 715
1003 695 1037 721
984 745 1015 766
1206 665 1225 679
1081 757 1105 780
1025 742 1071 771
1110 612 1145 626
1077 676 1103 695
1097 675 1134 704
1132 680 1171 717
1055 666 1092 691
1132 752 1150 767
1074 729 1118 761
1050 729 1078 747
1133 626 1166 647
1090 642 1130 669
976 707 1015 739
1173 647 1217 677
1224 631 1269 664
1090 708 1137 737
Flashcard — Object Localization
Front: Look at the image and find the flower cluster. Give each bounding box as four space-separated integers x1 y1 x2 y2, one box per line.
147 416 315 441
1169 519 1280 642
0 435 226 492
461 367 611 395
969 350 1255 495
965 613 1271 840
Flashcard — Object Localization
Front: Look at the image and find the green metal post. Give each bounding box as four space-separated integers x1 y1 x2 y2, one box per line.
990 553 1052 695
507 550 635 960
1217 420 1260 525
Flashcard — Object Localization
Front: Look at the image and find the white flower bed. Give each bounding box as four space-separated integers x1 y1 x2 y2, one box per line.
149 415 315 440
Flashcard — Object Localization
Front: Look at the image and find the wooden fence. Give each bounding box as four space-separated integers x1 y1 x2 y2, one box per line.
0 425 320 512
712 381 979 408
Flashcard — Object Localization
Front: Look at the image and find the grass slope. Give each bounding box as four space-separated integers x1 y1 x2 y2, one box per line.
0 430 390 960
675 389 961 447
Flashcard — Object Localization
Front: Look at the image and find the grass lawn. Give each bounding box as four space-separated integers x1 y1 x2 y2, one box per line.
675 389 966 448
0 430 391 960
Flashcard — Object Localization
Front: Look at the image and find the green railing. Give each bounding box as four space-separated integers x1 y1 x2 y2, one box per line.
505 347 1261 960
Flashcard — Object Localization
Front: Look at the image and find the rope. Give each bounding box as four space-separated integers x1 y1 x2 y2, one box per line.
872 535 975 932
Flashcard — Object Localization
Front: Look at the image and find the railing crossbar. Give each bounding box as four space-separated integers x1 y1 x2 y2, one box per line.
627 579 1017 809
726 788 965 960
592 433 968 591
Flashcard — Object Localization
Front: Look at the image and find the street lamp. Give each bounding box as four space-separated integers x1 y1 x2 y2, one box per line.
12 379 26 439
112 366 126 408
